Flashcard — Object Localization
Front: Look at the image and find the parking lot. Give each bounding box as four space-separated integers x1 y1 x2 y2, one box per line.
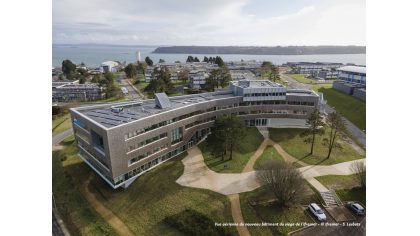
291 203 365 236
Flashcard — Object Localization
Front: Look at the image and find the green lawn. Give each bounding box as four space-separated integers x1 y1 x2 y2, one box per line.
316 174 366 205
288 74 316 84
52 136 118 236
200 127 264 173
312 84 366 131
269 128 365 165
54 137 237 236
52 113 72 136
315 174 359 190
254 145 284 170
336 188 366 206
89 153 237 236
240 184 319 236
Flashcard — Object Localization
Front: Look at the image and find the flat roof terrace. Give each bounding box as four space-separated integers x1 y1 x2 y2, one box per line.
75 91 235 128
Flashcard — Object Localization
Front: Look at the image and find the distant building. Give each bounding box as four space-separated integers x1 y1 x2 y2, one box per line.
230 70 257 81
189 70 209 89
100 61 119 73
336 66 366 85
287 62 343 75
52 81 105 102
332 66 366 100
316 69 338 80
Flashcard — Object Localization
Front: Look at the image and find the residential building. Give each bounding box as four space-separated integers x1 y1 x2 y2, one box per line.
189 70 209 89
52 81 105 102
230 70 257 81
70 79 325 189
333 66 366 100
287 62 343 75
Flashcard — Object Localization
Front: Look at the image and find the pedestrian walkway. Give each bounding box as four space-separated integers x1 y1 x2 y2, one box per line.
176 147 261 195
227 194 251 236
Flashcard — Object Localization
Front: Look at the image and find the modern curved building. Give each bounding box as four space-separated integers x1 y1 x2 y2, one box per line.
70 80 325 189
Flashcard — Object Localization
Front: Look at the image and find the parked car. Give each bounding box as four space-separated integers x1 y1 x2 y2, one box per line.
308 203 327 221
346 202 365 216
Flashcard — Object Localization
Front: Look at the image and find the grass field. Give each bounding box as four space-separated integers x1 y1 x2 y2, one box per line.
200 127 264 173
254 145 284 170
288 73 316 84
336 187 366 206
89 153 237 236
240 185 319 235
316 174 366 205
53 137 237 236
52 113 72 136
312 84 366 131
52 136 118 236
315 174 359 190
269 128 365 165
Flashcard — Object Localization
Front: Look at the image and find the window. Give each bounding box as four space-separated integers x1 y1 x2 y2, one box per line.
171 127 183 144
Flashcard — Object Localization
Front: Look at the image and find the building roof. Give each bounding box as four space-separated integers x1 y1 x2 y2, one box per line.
233 80 284 88
155 93 171 109
337 66 366 74
101 61 119 67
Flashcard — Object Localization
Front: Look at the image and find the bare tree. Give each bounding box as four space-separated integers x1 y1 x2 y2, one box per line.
257 160 305 207
323 112 347 159
350 161 366 188
300 109 325 155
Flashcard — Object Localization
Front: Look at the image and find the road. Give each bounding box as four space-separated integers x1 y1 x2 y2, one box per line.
281 73 366 148
52 128 73 146
117 75 144 99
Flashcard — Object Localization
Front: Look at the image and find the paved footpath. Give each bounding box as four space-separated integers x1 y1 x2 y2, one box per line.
228 194 251 236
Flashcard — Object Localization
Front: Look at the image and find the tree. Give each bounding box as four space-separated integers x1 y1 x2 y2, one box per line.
136 62 147 75
203 56 209 63
214 56 225 67
178 68 189 84
193 57 200 62
159 59 165 63
300 110 325 155
350 162 366 188
79 77 86 84
260 61 273 79
91 74 100 83
323 112 347 159
124 63 137 78
205 67 231 91
186 55 194 63
145 56 153 66
257 160 305 207
62 59 76 76
145 67 173 93
269 65 280 82
208 115 246 160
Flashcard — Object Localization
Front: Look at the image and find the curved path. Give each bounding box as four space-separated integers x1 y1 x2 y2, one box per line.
83 175 135 236
52 128 73 146
176 147 261 195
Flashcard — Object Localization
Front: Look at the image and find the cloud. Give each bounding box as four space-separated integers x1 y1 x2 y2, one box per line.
53 0 365 46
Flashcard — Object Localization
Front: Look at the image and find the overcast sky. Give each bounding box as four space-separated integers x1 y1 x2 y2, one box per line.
53 0 365 46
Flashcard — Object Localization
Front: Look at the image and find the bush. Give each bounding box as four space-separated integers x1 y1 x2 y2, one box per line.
163 209 233 236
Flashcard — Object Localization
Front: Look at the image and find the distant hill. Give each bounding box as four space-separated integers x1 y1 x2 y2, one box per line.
153 46 366 55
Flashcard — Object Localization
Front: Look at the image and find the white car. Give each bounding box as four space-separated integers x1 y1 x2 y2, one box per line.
308 203 327 221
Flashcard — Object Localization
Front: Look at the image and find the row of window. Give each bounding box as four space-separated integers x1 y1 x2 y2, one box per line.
185 116 216 129
171 127 183 144
124 107 218 140
244 92 286 97
239 100 315 106
129 143 169 165
116 146 187 185
127 132 168 152
77 141 109 169
124 100 316 141
238 110 308 115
